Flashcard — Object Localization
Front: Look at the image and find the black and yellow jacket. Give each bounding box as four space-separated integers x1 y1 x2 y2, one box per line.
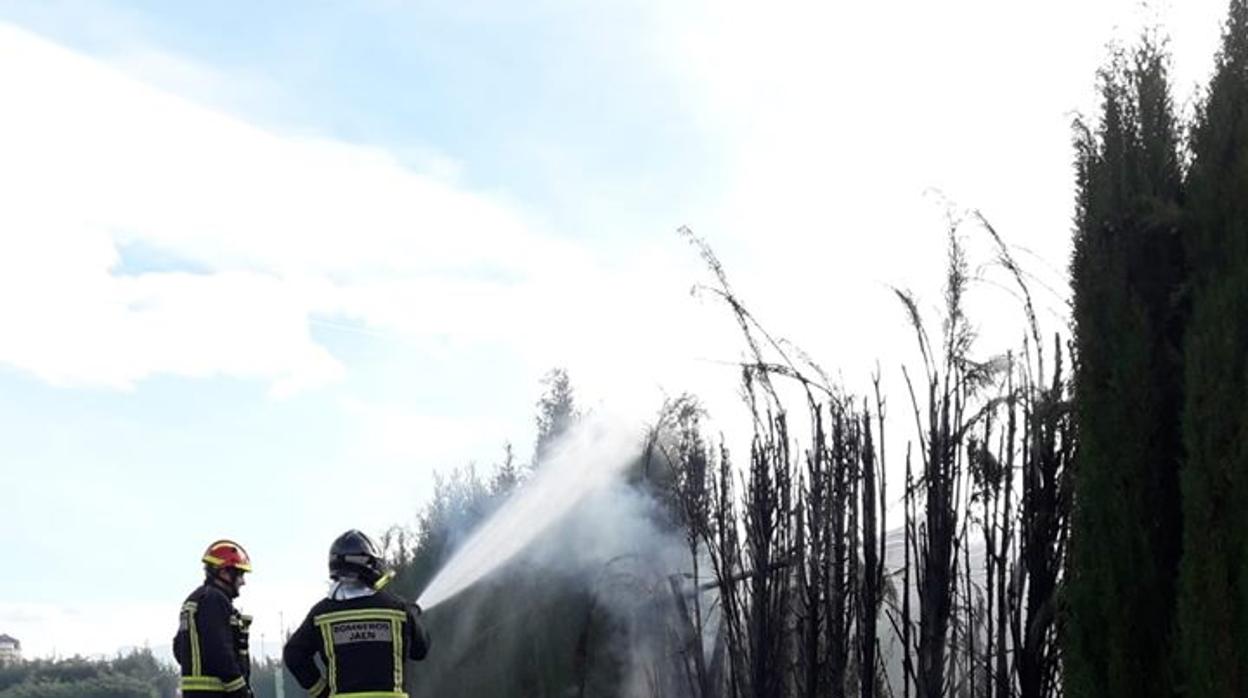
283 585 430 698
173 582 251 696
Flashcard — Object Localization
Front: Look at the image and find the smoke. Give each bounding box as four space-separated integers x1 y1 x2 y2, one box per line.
409 413 715 697
526 481 701 696
524 480 688 582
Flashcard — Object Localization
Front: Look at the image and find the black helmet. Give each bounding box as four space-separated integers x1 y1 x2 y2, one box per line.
329 529 387 585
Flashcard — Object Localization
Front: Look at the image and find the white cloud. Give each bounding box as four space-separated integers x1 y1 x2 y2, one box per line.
0 22 586 394
0 3 1229 456
6 2 1221 399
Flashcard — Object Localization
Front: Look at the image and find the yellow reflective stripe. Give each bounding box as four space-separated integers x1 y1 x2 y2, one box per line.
181 676 226 691
320 621 338 695
309 676 327 696
180 675 245 692
330 693 408 698
313 609 406 625
186 604 202 676
390 618 402 691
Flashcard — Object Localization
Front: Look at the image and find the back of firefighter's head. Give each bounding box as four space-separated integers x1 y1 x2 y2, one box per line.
329 529 390 588
202 539 251 598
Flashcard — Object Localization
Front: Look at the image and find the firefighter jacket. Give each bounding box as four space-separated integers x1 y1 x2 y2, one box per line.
173 581 252 696
283 586 430 698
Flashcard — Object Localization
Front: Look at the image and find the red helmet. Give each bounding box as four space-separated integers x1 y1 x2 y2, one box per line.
202 539 253 573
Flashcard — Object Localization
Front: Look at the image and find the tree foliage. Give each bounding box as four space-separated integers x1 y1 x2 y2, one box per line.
535 367 580 466
1064 35 1187 698
0 651 176 698
1176 1 1248 695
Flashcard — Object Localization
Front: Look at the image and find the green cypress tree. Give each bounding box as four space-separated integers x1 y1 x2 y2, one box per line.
1064 37 1186 698
1177 2 1248 694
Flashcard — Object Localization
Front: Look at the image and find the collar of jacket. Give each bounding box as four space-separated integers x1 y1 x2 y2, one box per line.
328 578 377 601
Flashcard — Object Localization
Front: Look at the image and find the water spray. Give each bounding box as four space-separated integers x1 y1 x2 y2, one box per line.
416 415 641 610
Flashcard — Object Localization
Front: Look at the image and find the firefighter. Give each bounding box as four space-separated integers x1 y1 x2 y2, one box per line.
173 539 254 697
283 529 430 698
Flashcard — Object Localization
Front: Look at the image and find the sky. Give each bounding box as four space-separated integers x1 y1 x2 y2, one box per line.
0 0 1232 660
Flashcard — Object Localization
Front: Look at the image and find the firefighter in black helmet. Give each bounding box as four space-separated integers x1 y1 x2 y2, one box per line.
173 539 254 698
283 529 431 698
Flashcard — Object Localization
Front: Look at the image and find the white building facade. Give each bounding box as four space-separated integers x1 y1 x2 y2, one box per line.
0 634 21 664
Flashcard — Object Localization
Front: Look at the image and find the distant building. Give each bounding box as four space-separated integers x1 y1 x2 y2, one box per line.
0 634 20 664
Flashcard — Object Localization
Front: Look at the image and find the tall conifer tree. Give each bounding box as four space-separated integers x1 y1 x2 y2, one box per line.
1064 38 1186 698
1178 2 1248 694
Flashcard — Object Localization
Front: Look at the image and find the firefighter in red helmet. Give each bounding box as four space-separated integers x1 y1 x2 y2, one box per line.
173 540 254 697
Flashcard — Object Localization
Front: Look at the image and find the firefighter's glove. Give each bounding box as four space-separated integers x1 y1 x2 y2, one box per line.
409 602 423 617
